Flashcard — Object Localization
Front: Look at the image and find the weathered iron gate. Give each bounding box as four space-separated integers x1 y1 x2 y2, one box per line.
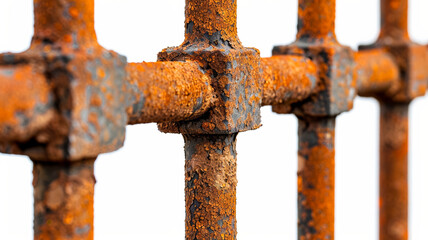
0 0 425 239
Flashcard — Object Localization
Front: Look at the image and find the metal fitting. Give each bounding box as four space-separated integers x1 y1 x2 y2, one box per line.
0 0 129 162
272 0 356 117
157 0 262 134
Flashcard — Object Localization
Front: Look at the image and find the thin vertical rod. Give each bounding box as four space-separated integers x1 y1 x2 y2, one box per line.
298 117 335 240
378 0 410 43
183 134 237 239
297 0 337 42
379 102 408 240
33 159 96 240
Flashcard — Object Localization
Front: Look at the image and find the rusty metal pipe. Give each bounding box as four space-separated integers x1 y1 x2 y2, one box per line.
33 0 96 45
183 134 237 239
297 0 336 42
379 0 409 43
298 117 335 240
33 158 96 240
261 56 318 106
379 102 409 240
127 61 215 124
355 49 400 97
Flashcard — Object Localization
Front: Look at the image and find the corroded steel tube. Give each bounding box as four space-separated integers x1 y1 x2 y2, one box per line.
297 0 336 41
379 0 409 43
355 49 400 97
298 117 335 240
379 102 408 240
127 61 215 124
185 0 238 44
33 159 95 240
262 56 318 106
33 0 96 45
183 134 237 239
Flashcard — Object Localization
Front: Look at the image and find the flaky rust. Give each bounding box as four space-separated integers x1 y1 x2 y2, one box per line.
33 158 95 240
157 0 262 135
183 134 237 240
379 102 409 240
355 49 400 97
127 61 215 124
378 0 409 44
297 117 335 240
261 56 318 106
297 0 337 42
184 0 240 47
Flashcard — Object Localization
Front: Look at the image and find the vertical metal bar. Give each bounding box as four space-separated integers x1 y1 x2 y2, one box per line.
33 159 96 240
33 0 96 45
297 0 336 42
183 134 237 239
377 1 410 239
379 0 410 43
379 102 409 240
298 117 335 240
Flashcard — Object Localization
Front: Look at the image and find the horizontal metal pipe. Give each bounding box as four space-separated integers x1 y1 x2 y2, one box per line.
355 49 400 97
127 61 215 124
262 56 318 106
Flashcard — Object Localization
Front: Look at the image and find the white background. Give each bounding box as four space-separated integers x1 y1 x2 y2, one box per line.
1 0 428 239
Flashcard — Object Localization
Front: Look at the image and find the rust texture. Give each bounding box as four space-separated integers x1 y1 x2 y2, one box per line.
0 64 54 142
296 0 336 42
358 1 428 240
127 61 215 124
156 0 262 239
0 0 129 161
361 0 428 103
298 117 335 240
379 0 409 44
271 1 354 238
158 0 262 134
272 0 356 117
379 102 408 240
33 159 95 240
184 134 237 239
261 56 318 106
355 49 400 97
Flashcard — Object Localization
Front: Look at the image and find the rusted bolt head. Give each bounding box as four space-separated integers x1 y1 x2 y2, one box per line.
157 46 262 134
272 43 356 117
